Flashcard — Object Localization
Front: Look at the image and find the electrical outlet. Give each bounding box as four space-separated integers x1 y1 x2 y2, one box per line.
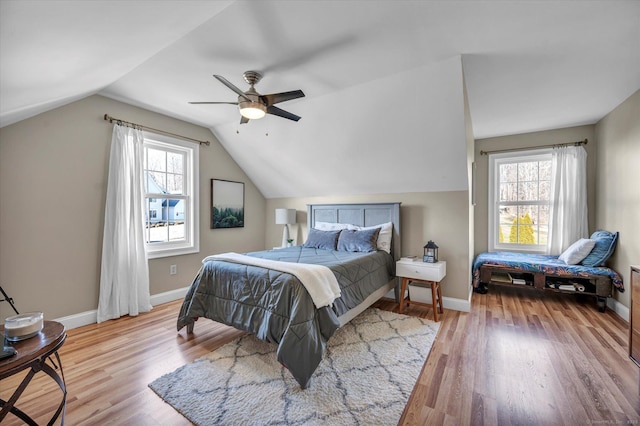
170 265 177 275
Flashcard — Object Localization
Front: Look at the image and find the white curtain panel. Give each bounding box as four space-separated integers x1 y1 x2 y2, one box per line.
97 125 151 323
547 145 588 255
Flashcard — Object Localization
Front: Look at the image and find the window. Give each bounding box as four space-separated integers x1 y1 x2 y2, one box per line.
488 149 552 253
143 133 199 258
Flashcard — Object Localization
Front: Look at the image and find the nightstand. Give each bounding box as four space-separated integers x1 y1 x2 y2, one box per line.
396 259 446 321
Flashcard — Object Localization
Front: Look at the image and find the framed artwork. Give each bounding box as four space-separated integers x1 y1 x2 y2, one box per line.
211 179 244 229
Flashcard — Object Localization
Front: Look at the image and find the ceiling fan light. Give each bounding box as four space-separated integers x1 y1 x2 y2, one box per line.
239 101 266 119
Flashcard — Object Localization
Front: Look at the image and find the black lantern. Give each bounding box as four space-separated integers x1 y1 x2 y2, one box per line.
423 240 438 263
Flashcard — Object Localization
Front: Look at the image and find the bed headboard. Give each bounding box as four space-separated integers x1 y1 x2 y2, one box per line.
307 202 402 261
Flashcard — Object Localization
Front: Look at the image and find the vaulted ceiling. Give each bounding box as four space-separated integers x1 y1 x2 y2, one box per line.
1 1 638 198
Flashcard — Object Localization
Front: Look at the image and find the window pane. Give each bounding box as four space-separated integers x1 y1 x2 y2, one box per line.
538 204 549 226
168 222 185 241
518 181 538 201
518 161 538 181
498 205 518 243
539 161 552 180
167 152 183 174
500 182 517 202
148 172 166 193
147 148 166 172
147 220 168 243
500 163 517 183
167 174 183 194
539 180 551 201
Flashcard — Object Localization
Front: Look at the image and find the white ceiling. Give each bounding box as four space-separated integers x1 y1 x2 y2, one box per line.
2 1 639 198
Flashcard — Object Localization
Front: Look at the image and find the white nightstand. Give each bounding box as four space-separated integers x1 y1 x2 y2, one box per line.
396 259 446 321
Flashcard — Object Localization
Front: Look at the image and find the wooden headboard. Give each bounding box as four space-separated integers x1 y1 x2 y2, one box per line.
307 202 402 261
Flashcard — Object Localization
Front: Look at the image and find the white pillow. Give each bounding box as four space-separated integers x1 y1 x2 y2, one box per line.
558 238 596 265
352 222 393 254
313 221 355 231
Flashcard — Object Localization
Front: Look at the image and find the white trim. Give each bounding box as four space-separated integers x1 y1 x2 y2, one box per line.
144 132 200 259
609 297 629 322
150 286 190 306
53 286 190 330
488 149 552 253
406 284 471 313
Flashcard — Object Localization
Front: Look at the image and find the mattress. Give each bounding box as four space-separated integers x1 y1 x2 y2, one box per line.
176 246 394 388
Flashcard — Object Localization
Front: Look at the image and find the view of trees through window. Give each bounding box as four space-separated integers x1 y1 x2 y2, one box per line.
144 145 186 244
497 159 551 247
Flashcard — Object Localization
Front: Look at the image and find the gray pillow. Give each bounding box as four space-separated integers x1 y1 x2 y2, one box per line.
337 228 381 253
303 228 341 250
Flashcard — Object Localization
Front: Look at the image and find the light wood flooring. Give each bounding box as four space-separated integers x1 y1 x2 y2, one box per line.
1 285 638 425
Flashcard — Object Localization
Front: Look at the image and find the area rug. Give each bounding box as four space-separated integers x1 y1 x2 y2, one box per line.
149 308 440 425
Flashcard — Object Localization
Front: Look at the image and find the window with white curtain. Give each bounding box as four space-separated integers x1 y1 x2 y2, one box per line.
488 149 552 253
143 133 199 258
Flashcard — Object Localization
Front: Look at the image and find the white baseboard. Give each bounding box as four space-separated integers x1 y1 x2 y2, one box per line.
609 297 629 322
53 286 190 331
57 284 480 331
397 285 471 313
149 286 189 306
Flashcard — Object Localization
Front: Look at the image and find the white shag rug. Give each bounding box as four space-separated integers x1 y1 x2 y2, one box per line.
149 308 440 425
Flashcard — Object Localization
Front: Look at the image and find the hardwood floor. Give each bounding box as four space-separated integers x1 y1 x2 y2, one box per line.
2 285 638 425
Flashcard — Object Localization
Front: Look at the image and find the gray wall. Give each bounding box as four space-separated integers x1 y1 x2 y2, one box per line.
265 191 471 302
1 89 634 321
0 95 266 319
594 89 640 310
474 125 597 254
474 93 640 311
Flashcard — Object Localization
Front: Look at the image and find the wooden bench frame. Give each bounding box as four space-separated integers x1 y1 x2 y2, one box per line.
478 264 612 312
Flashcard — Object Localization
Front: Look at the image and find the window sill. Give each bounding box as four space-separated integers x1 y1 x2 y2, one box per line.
147 246 199 259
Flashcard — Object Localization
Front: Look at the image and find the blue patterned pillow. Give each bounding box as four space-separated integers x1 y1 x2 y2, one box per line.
337 228 380 253
580 230 619 267
303 228 341 250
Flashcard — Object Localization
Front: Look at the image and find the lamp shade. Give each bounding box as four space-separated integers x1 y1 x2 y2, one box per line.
275 208 296 225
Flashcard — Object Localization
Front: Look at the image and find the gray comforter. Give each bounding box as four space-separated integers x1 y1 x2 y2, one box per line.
177 246 394 388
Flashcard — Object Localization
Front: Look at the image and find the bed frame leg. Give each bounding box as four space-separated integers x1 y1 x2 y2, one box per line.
597 297 607 313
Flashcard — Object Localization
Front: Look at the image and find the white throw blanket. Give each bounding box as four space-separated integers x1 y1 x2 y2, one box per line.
202 252 341 309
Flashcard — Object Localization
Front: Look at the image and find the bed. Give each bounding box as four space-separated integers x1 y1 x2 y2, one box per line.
177 202 401 388
472 251 623 312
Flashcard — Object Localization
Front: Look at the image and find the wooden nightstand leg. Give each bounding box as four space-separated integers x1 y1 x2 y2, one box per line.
431 281 439 322
399 277 408 314
436 281 443 314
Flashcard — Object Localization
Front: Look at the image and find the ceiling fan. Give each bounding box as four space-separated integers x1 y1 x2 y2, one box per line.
189 71 305 124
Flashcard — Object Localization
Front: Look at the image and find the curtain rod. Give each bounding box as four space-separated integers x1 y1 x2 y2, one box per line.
479 138 587 156
103 114 210 146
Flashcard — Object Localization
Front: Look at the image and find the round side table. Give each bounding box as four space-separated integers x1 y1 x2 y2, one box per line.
0 320 67 425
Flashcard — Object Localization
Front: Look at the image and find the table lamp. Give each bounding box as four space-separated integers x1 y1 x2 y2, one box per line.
275 208 296 247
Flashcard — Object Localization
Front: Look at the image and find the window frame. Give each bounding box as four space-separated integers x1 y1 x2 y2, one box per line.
143 132 199 259
488 148 552 253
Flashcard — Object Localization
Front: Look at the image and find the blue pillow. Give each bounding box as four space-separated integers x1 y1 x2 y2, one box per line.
337 228 380 253
580 230 619 267
303 228 341 250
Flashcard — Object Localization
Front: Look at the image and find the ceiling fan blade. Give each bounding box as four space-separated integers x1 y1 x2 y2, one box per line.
188 101 238 105
260 90 305 106
240 116 250 124
213 75 251 101
266 105 301 122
